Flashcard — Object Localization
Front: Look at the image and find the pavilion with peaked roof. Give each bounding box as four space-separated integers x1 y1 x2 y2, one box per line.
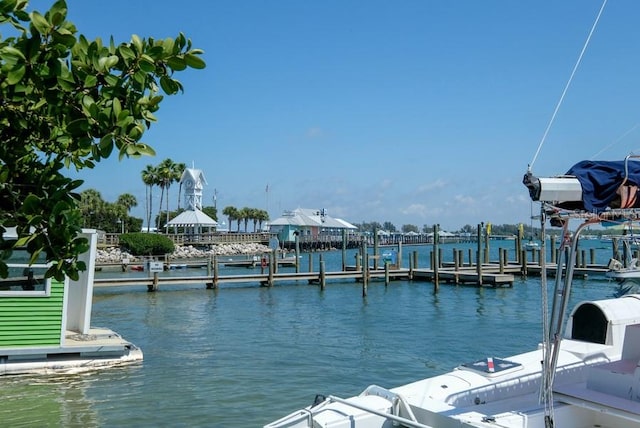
165 167 218 237
268 208 357 244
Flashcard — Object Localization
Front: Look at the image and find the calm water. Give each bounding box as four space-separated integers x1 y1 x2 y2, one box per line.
0 241 628 427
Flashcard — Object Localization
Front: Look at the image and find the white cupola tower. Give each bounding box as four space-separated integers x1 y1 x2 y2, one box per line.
180 167 207 211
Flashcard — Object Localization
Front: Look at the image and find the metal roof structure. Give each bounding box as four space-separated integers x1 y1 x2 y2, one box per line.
165 209 218 228
269 208 357 229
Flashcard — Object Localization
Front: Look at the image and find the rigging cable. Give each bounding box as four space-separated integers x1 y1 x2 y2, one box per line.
529 0 608 172
590 123 640 159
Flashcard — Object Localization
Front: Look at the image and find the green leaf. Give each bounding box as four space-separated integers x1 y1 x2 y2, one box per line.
30 11 50 34
112 97 122 117
167 56 186 71
0 45 26 62
159 75 178 94
185 53 206 69
66 118 89 134
118 44 135 60
131 34 143 53
6 65 25 84
84 74 97 87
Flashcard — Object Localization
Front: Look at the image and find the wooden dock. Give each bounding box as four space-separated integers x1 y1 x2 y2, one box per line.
94 268 412 291
412 268 515 287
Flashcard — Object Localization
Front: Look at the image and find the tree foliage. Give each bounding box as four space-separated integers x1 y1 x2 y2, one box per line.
0 0 205 280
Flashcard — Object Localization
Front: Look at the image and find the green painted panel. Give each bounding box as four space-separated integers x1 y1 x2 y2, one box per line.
0 280 65 348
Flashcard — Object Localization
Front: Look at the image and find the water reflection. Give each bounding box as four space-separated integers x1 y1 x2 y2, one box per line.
0 374 98 427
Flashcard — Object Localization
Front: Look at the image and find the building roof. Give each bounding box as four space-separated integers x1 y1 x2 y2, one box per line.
269 208 357 229
166 209 218 227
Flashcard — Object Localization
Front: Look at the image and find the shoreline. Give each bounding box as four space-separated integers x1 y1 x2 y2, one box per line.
96 243 272 264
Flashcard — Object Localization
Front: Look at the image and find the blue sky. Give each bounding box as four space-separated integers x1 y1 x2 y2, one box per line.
29 0 640 230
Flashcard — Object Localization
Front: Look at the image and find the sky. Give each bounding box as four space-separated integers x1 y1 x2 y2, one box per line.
25 0 640 231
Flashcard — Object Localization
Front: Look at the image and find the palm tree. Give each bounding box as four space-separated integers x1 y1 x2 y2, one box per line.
141 165 158 232
239 207 251 232
117 193 138 214
116 193 138 233
222 206 238 232
79 189 104 228
256 209 270 232
156 159 186 233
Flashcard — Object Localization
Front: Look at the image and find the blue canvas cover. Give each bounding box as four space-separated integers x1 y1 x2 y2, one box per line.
566 160 640 212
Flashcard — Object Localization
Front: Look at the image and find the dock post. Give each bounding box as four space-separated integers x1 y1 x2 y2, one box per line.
476 224 483 286
412 250 418 269
148 272 159 292
433 224 440 293
341 230 347 271
484 224 490 264
207 255 212 276
384 261 390 286
499 248 505 274
213 255 219 289
319 260 326 291
308 253 313 272
373 227 379 271
520 249 527 276
397 242 403 269
295 234 300 273
268 252 274 287
590 248 595 265
454 249 459 271
409 256 414 280
362 254 369 297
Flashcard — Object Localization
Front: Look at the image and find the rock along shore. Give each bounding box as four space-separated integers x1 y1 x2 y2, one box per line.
96 243 272 264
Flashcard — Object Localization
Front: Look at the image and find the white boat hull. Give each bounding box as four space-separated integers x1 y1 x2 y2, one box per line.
265 295 640 428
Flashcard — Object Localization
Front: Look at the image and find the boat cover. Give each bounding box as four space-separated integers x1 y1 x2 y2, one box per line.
565 160 640 212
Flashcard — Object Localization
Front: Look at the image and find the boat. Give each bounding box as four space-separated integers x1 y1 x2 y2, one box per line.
264 158 640 428
524 240 540 251
0 229 142 375
606 258 640 281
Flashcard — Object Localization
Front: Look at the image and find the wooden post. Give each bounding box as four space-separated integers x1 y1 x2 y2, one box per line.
150 272 159 292
341 229 347 271
476 224 483 286
355 253 361 271
484 224 489 264
268 251 274 287
319 260 326 291
412 250 418 269
397 242 403 269
308 253 313 272
433 224 440 293
295 234 300 273
273 249 279 274
362 253 369 297
499 248 505 274
213 255 219 289
409 256 414 280
373 227 379 271
384 261 390 286
452 248 457 269
521 249 527 276
590 248 595 265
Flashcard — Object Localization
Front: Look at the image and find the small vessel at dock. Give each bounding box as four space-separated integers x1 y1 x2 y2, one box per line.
264 158 640 428
0 230 142 375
